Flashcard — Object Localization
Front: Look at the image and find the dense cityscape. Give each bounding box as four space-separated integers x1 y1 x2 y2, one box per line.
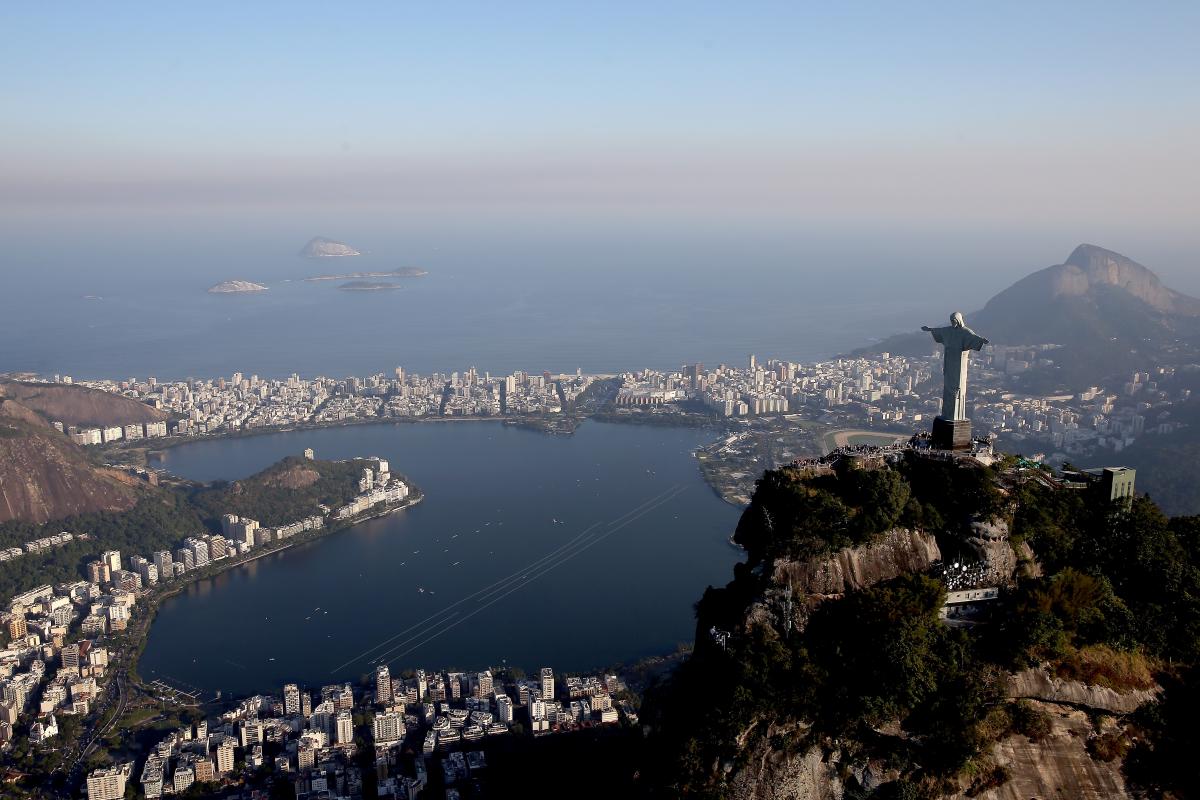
52 340 1188 465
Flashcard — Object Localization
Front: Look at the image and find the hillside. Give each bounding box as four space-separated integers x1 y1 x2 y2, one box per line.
861 245 1200 389
0 398 138 524
0 380 167 428
641 453 1200 799
188 456 364 528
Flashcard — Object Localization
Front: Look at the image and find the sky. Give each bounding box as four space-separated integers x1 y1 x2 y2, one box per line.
1 1 1198 234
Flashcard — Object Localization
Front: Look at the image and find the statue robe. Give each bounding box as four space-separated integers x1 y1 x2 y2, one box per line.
927 325 987 421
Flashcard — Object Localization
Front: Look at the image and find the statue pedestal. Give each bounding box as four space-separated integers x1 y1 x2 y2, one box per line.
932 417 972 451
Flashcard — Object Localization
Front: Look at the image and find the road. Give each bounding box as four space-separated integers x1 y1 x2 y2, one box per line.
64 668 129 789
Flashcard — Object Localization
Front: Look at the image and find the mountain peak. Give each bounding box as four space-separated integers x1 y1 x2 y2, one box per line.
1049 244 1199 314
1065 243 1138 269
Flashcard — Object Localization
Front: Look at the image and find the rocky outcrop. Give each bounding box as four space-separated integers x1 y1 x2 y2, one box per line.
1007 668 1158 715
725 721 843 800
964 517 1020 585
771 528 941 597
972 701 1130 800
1053 244 1200 315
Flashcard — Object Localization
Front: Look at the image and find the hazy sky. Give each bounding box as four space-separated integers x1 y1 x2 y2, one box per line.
2 2 1197 231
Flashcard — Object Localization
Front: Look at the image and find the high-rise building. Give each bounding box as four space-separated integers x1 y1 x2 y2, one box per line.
101 550 122 575
152 551 173 579
184 537 210 567
474 670 493 699
540 667 554 701
372 711 405 744
7 615 27 640
335 709 354 745
283 683 301 716
87 560 111 585
496 695 513 724
86 763 132 800
415 669 427 700
215 741 235 775
239 718 262 748
174 548 195 572
375 665 393 705
61 643 81 672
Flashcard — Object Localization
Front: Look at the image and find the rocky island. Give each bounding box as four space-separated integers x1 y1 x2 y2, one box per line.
337 280 401 291
207 280 268 294
305 266 428 281
299 236 361 258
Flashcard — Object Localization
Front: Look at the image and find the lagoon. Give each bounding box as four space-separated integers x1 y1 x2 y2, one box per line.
138 420 741 696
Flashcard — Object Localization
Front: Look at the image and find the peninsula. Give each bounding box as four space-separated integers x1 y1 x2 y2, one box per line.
298 236 361 258
305 266 428 282
207 280 268 294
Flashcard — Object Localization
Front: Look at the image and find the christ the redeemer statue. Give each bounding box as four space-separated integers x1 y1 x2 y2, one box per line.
923 312 988 449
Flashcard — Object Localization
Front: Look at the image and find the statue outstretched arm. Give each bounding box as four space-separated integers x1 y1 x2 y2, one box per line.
922 325 945 344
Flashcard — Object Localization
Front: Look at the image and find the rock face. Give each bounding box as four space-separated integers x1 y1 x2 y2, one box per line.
771 528 942 597
0 401 137 523
725 729 844 800
1007 668 1158 715
208 280 268 293
299 236 361 258
974 701 1130 800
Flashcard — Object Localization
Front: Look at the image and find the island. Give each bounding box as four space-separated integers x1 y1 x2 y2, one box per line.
207 280 268 294
305 266 428 282
337 280 402 291
299 236 361 258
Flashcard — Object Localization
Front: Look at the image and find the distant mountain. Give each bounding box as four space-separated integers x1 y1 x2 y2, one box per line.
0 380 166 429
299 236 361 258
0 398 137 524
861 245 1200 389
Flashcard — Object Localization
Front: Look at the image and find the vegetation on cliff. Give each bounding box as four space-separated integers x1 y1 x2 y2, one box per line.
643 453 1200 799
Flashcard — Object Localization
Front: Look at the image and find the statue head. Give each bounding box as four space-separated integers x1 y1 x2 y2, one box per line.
951 311 965 328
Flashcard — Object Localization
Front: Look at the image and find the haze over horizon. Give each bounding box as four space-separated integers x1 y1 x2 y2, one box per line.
3 3 1197 237
2 1 1199 378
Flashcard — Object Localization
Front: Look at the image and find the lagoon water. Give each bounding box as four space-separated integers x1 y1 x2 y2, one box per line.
138 420 740 696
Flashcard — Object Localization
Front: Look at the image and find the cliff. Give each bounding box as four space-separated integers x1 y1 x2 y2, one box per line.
770 528 941 597
977 702 1130 800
